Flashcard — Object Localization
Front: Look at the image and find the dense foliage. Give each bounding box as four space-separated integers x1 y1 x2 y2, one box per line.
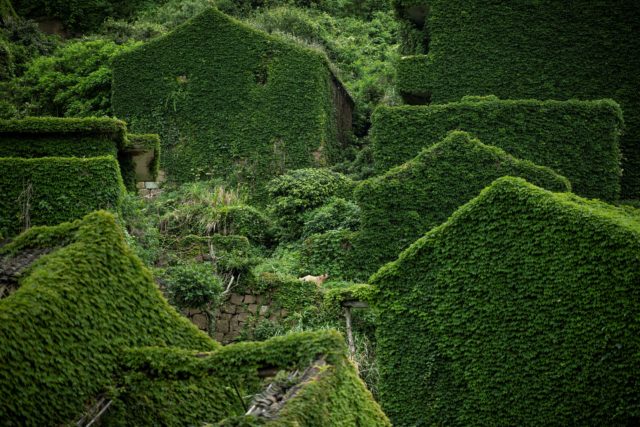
266 168 353 240
0 211 217 424
394 0 640 198
301 196 360 238
355 131 570 278
371 98 623 201
124 174 382 395
112 9 347 199
371 177 640 426
218 0 391 20
162 261 223 310
249 5 398 135
12 0 154 33
4 0 638 425
0 16 58 78
12 38 138 117
157 181 274 247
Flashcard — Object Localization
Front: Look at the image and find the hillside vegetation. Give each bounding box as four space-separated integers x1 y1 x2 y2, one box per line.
1 0 639 425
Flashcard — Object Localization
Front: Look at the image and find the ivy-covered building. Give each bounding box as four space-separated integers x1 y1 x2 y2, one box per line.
0 117 159 237
355 131 570 277
371 98 623 201
112 8 354 200
0 211 389 426
392 0 640 198
371 177 640 426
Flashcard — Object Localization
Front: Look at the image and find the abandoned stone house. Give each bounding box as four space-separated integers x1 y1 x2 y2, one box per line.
112 8 354 197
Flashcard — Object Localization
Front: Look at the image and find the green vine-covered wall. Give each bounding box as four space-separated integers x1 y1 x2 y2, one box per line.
371 98 623 201
112 8 351 201
300 229 358 279
0 156 125 236
355 131 570 278
371 177 640 426
393 0 640 198
0 211 217 425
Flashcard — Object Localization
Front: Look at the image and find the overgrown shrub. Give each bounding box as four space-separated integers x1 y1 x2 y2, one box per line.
252 242 303 278
371 177 640 426
217 0 391 19
267 168 353 240
156 180 271 244
160 203 273 246
136 0 216 29
302 197 360 238
250 6 327 46
172 234 260 291
161 262 223 310
154 180 247 213
0 16 58 78
13 0 155 32
13 38 139 117
214 205 275 246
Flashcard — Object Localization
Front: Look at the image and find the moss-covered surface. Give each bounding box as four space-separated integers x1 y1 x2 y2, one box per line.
267 168 354 240
0 156 125 236
393 0 640 198
0 116 127 157
371 177 640 426
112 8 348 200
106 330 390 426
0 117 159 195
322 283 373 317
300 229 358 279
371 98 623 201
355 131 570 277
0 211 217 425
253 271 322 314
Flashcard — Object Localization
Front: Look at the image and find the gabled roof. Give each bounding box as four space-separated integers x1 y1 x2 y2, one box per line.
0 211 217 424
354 132 570 276
113 7 353 103
370 176 640 425
376 176 640 281
115 8 315 68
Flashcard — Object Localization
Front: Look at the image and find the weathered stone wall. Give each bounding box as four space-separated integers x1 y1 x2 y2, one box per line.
184 292 289 344
136 171 165 198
